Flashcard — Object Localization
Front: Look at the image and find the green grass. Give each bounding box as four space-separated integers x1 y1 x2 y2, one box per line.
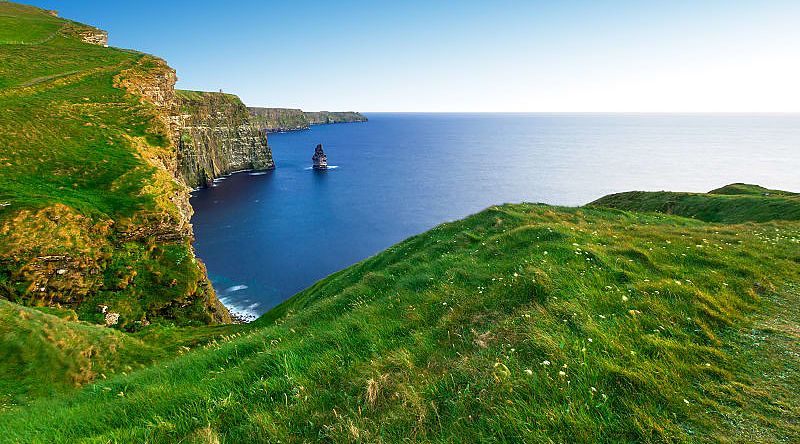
0 2 226 325
591 184 800 224
1 3 798 442
0 299 241 407
0 3 61 45
1 194 798 442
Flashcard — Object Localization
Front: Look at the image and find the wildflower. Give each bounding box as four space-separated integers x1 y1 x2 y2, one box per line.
558 371 566 377
590 387 597 393
525 369 533 375
683 398 690 405
622 295 629 302
541 360 551 366
588 338 593 343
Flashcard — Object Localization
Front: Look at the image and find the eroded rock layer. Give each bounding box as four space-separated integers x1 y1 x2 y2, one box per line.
0 4 231 327
176 91 275 189
248 107 367 132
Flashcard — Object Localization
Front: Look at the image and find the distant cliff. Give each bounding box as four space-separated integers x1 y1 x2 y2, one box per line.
176 91 275 189
248 107 367 132
305 111 367 125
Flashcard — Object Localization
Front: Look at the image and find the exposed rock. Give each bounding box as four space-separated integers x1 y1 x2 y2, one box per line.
60 22 108 47
0 7 232 326
312 144 328 170
78 29 108 47
248 107 307 132
304 111 367 126
104 312 120 326
176 91 275 189
248 107 367 133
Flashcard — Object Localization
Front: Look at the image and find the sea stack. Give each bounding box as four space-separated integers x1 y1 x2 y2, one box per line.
312 144 328 170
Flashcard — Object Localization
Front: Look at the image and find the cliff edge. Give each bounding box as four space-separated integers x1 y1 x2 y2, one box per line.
0 4 231 327
176 90 275 189
249 107 367 132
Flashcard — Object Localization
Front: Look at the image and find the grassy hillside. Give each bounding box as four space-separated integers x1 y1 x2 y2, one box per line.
591 184 800 224
0 299 242 408
2 193 798 442
1 3 798 443
0 3 229 326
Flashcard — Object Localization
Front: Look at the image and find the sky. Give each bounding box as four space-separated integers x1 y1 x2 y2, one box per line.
26 0 800 112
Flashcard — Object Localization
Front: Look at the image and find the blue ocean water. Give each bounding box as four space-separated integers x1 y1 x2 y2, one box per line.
190 113 800 317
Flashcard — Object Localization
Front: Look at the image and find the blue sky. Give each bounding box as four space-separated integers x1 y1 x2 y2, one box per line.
26 0 800 112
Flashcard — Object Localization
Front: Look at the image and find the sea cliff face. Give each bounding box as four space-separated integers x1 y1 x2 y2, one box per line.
176 91 275 189
304 111 367 125
0 5 231 327
249 107 367 132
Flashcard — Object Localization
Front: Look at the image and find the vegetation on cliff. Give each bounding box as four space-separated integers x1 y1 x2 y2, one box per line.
2 185 798 443
0 3 229 327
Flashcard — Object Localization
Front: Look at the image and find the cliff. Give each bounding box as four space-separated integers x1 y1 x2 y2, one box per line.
0 4 230 327
175 90 275 189
247 107 308 132
304 110 368 125
248 107 367 132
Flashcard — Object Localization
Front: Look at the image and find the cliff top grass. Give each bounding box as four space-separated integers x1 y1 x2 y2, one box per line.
175 89 252 122
0 2 167 221
2 186 798 443
591 183 800 224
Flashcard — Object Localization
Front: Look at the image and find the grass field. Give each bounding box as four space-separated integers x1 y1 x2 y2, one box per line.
1 188 798 442
1 3 798 443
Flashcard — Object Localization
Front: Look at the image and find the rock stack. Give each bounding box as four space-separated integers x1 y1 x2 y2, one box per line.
312 144 328 170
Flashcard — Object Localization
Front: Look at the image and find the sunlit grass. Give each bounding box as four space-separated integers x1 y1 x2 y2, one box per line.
2 198 798 442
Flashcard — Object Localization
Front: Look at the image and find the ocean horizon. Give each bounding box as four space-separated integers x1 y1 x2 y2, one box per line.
190 112 800 318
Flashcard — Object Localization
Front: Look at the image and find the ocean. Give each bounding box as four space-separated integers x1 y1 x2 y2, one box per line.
189 113 800 317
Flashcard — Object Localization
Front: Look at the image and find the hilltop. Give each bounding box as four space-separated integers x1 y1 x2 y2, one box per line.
592 183 800 224
2 185 798 442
